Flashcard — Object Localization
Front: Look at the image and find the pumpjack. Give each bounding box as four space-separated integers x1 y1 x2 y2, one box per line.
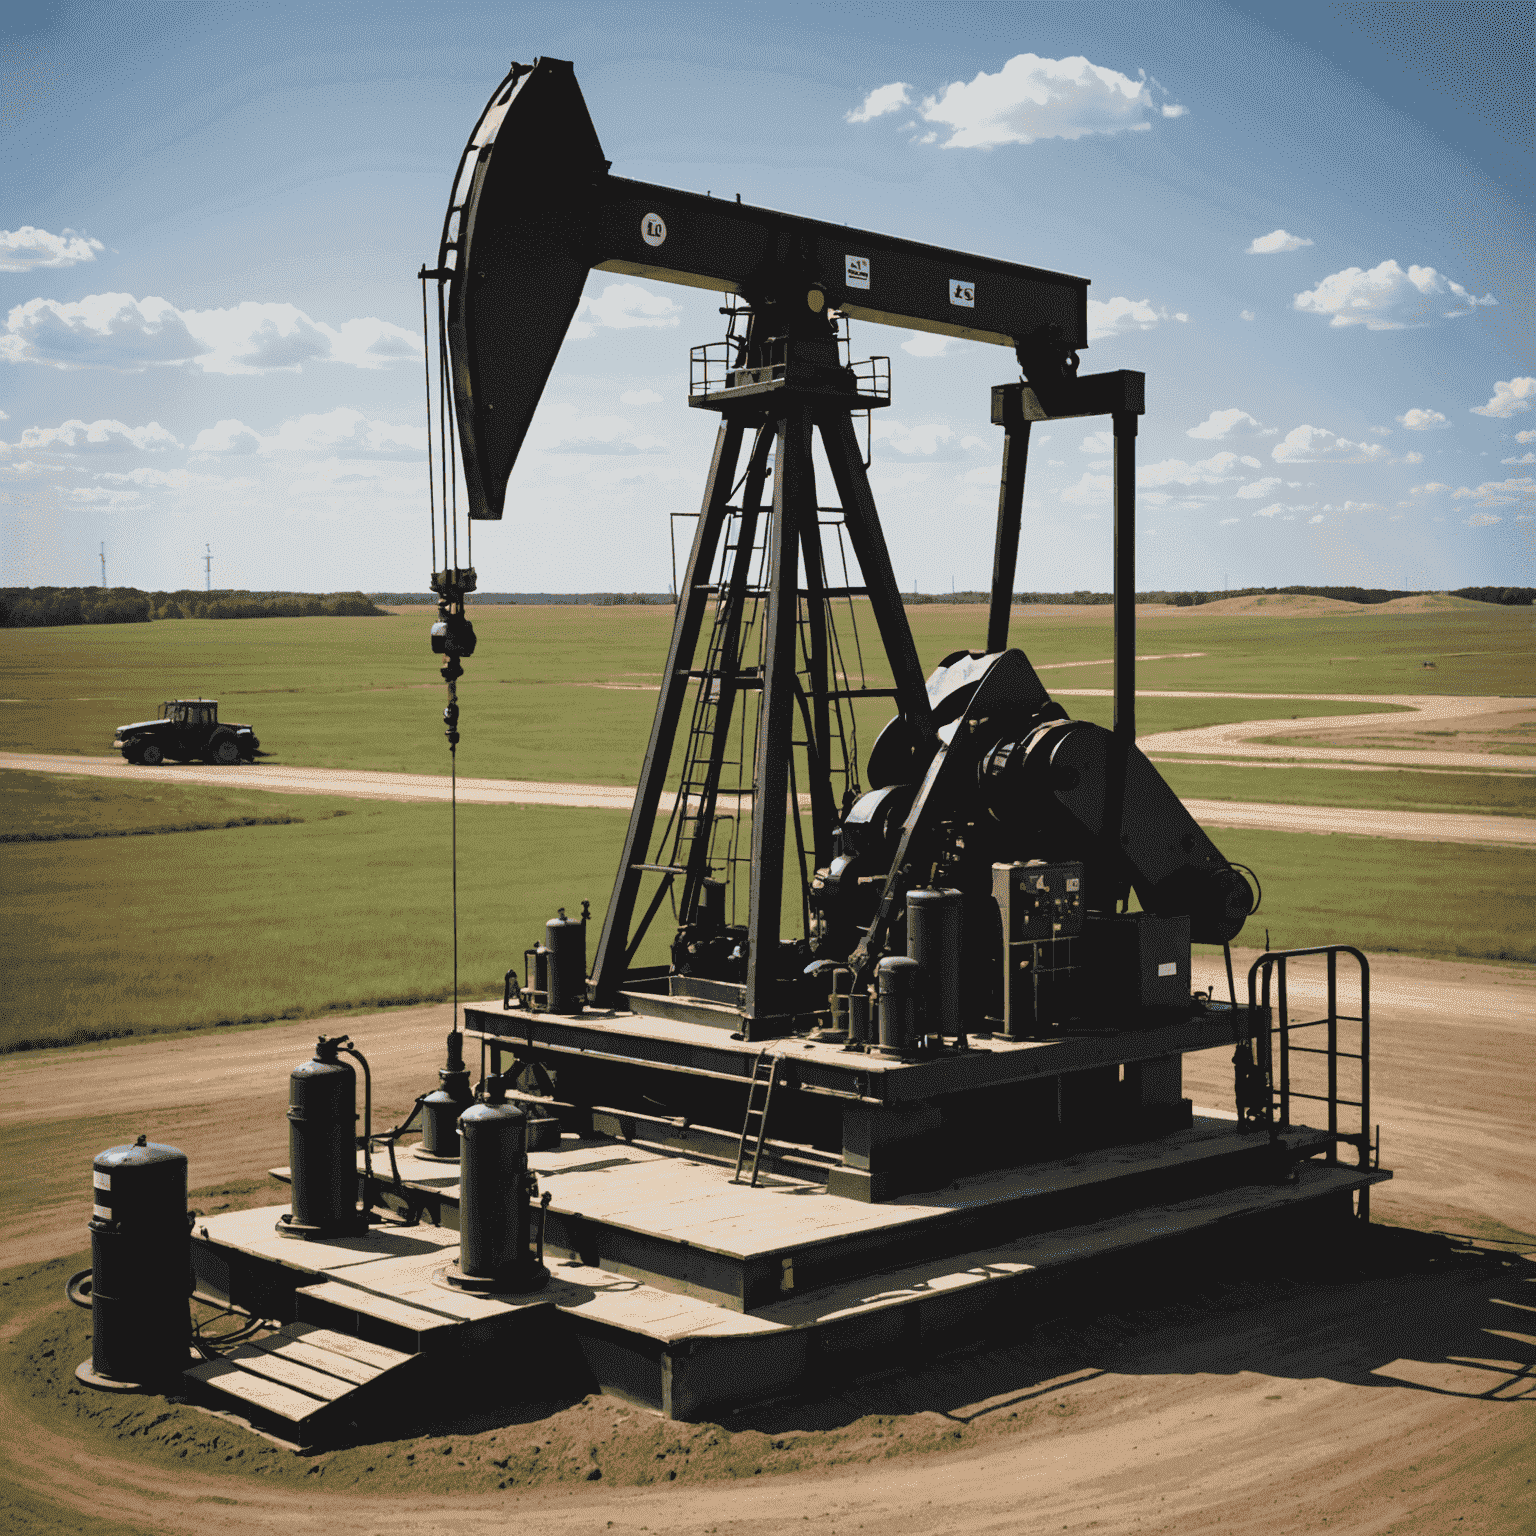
173 58 1384 1440
440 58 1254 1047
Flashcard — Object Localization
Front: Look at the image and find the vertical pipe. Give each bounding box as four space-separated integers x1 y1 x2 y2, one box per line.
1359 951 1371 1219
745 406 812 1027
1276 964 1290 1128
1327 948 1339 1160
1112 410 1138 747
987 415 1031 654
590 420 745 1002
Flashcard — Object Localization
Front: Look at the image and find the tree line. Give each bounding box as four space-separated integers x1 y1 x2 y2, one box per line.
0 588 386 627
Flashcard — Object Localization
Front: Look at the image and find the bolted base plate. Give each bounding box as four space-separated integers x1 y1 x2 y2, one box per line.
274 1211 368 1241
75 1359 160 1394
433 1262 550 1296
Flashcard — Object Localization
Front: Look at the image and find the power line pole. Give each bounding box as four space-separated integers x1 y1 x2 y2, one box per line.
99 542 106 587
204 544 213 593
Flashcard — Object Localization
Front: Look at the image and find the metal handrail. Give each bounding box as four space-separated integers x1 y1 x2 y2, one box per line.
1247 945 1373 1219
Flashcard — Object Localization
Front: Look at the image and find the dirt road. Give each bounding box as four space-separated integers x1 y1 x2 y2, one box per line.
1109 691 1533 773
1 950 1531 1535
5 752 1532 847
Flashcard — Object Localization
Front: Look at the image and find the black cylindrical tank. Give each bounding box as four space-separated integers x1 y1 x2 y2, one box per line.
420 1051 473 1160
88 1136 189 1385
876 955 920 1056
907 887 963 1039
544 912 586 1015
453 1078 548 1292
285 1036 361 1234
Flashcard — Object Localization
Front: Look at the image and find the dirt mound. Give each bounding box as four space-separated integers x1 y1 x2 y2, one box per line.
1372 592 1490 613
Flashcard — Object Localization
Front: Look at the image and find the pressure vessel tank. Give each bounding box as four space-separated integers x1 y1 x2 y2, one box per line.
907 887 964 1041
283 1036 361 1235
84 1136 189 1386
876 955 921 1057
544 912 586 1014
449 1076 549 1293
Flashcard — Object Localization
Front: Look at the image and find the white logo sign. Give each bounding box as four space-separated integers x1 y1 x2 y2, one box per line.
949 278 975 308
845 254 870 290
641 213 667 248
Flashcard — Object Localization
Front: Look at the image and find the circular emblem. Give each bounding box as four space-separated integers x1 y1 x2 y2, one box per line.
641 212 667 248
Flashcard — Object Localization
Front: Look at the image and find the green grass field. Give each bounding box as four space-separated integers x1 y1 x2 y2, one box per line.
2 766 1531 1053
3 603 1532 1051
8 600 1513 784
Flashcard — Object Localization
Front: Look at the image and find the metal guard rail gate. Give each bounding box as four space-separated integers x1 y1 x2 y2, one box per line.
1247 945 1376 1221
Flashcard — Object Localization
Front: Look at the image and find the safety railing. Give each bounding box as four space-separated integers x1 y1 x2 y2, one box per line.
1248 945 1375 1219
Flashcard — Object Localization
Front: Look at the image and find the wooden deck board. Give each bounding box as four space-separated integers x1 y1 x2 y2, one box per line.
184 1356 333 1425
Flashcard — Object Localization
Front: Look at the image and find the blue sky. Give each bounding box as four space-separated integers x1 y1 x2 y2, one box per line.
2 0 1531 595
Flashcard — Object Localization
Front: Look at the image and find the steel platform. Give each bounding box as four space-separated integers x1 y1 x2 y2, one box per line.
187 1116 1388 1437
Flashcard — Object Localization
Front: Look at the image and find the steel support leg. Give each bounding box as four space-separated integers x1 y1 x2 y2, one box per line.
744 405 815 1026
987 400 1031 654
590 420 746 1004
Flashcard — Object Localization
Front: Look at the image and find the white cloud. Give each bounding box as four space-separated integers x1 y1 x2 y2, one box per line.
1466 512 1501 527
1 292 420 373
524 402 667 457
1247 229 1312 255
191 419 263 455
1087 296 1187 341
1401 451 1424 464
1321 501 1383 513
64 486 140 508
866 54 1184 150
1271 425 1389 464
4 417 179 453
1516 429 1536 444
1410 483 1451 495
95 466 255 491
1251 502 1314 519
1218 517 1239 525
568 283 680 340
1450 477 1534 508
0 460 60 478
1397 408 1447 430
191 408 424 457
873 419 961 456
901 333 958 358
847 83 912 123
1309 514 1325 524
0 226 104 273
1138 451 1248 488
1240 310 1255 322
1187 408 1273 440
1293 261 1496 330
1080 430 1112 455
619 388 663 406
1471 377 1534 418
1502 452 1536 465
1235 477 1282 499
1062 471 1111 505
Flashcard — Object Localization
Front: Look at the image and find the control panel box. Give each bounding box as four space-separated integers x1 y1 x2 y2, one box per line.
992 860 1086 942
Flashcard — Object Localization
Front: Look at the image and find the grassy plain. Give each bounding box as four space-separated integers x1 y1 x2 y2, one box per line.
2 765 1531 1052
3 602 1532 1051
1 773 629 1051
12 600 1530 783
1156 762 1536 818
